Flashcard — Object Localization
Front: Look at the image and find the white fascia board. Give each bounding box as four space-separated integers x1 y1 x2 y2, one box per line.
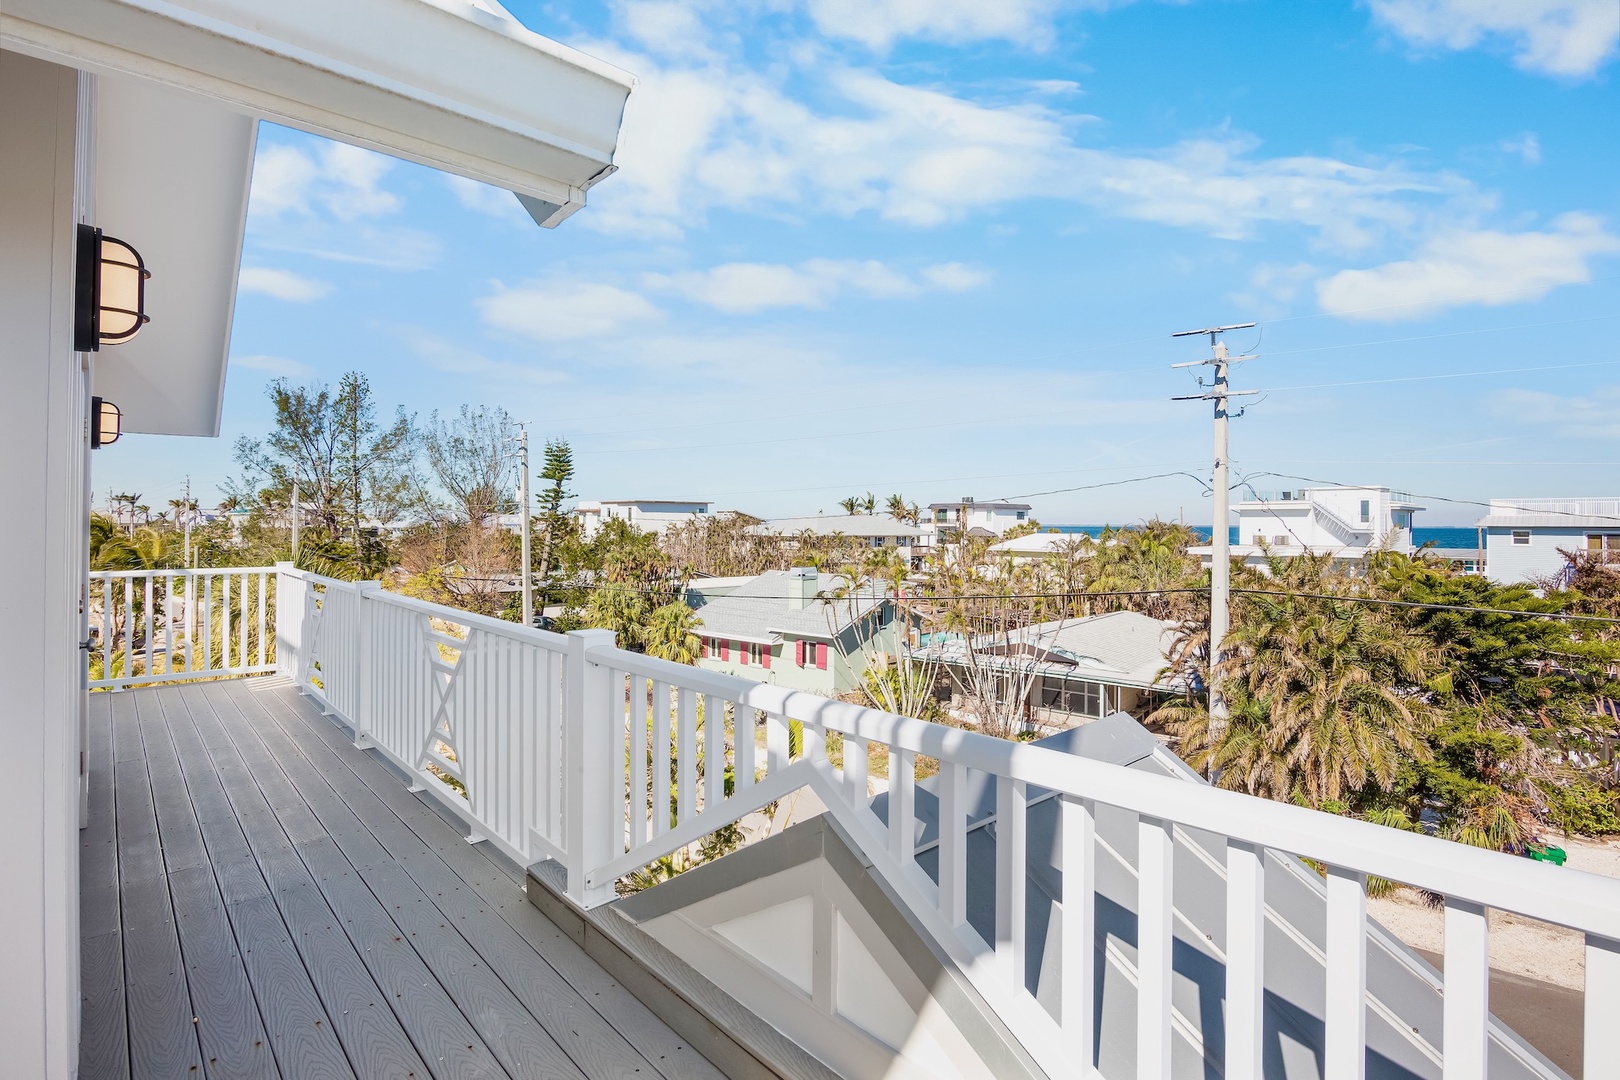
2 0 635 225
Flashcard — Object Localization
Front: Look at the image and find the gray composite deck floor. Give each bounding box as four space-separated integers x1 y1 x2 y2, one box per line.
80 675 729 1080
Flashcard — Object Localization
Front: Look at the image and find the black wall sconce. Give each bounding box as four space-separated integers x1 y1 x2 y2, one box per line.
75 224 150 352
91 396 121 449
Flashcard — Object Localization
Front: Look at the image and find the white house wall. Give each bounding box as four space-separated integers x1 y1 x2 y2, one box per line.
1484 527 1586 585
0 49 91 1080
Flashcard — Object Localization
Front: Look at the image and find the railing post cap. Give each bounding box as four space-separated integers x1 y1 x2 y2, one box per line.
567 627 618 652
275 561 296 570
354 579 384 593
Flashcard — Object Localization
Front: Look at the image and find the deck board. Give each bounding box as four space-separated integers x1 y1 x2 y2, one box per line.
82 676 722 1080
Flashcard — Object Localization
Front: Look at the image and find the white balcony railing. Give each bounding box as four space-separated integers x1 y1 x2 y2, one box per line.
88 568 279 689
98 564 1620 1077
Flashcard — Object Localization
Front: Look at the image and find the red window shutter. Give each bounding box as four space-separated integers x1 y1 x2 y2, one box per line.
816 643 828 670
721 640 730 661
701 638 709 658
740 642 749 666
762 644 772 669
795 640 805 666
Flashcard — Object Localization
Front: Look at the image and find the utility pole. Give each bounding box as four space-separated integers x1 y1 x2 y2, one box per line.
517 427 533 628
183 475 193 567
1172 323 1258 738
291 477 301 563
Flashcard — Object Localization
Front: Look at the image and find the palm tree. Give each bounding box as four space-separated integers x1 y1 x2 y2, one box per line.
641 602 702 663
886 494 908 521
838 496 860 516
860 492 877 515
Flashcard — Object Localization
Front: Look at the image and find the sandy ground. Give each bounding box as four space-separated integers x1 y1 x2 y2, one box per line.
1368 835 1620 991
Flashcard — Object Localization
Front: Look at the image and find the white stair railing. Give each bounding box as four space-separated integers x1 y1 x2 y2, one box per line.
265 564 1620 1080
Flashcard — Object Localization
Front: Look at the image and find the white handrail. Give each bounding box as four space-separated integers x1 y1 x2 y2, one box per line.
259 563 1620 1079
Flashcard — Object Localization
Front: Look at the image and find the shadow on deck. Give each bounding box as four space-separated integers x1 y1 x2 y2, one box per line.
80 676 728 1080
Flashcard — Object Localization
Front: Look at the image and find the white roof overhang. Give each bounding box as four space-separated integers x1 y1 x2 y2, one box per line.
1 0 635 222
3 0 634 437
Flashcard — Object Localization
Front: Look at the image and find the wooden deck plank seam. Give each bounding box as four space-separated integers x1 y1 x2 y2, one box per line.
119 689 207 1079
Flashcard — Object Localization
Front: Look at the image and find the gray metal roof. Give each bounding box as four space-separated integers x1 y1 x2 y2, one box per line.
690 570 888 642
752 515 920 538
926 501 1032 511
918 611 1180 690
1477 516 1620 529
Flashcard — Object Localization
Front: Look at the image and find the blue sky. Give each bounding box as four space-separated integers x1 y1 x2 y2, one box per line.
97 0 1620 526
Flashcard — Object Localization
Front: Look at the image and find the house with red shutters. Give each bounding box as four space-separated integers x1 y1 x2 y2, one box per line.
691 567 902 693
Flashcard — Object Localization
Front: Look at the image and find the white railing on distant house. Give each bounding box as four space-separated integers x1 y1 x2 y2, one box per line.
88 568 279 689
142 563 1620 1078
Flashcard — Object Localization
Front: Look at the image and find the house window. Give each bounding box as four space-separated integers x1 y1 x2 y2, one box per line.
1359 500 1371 523
1016 511 1026 521
1040 678 1103 716
935 509 948 523
1512 530 1531 546
870 536 884 548
1272 535 1288 546
1589 534 1620 561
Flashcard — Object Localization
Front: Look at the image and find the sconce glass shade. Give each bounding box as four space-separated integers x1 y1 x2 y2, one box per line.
91 396 121 448
74 224 151 351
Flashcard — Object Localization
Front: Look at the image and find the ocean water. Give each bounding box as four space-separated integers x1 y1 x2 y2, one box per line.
1044 525 1481 549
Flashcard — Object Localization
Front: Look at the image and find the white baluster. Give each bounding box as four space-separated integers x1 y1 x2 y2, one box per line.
1443 898 1488 1080
939 761 968 933
1060 794 1095 1073
734 705 756 792
652 680 671 837
997 777 1028 995
631 677 649 847
888 747 915 867
845 735 868 803
1225 840 1266 1080
1137 816 1173 1080
1324 867 1367 1080
677 688 697 824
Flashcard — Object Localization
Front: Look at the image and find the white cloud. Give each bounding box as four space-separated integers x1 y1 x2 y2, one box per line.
248 140 403 220
1499 132 1541 165
803 0 1070 50
231 354 316 379
921 262 992 291
1230 261 1318 314
1491 385 1620 439
404 333 570 385
237 267 332 302
1368 0 1620 77
1315 213 1620 320
258 224 442 270
476 280 665 341
644 258 988 313
581 42 1470 250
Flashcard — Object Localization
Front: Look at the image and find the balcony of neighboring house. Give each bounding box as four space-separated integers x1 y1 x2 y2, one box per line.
82 564 1620 1080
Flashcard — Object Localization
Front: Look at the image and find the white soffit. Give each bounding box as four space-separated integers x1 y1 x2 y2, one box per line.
1 0 635 226
92 75 255 437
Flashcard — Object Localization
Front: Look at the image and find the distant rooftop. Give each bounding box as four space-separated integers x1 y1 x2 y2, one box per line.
926 499 1032 511
753 514 920 538
689 569 889 642
1476 497 1620 529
